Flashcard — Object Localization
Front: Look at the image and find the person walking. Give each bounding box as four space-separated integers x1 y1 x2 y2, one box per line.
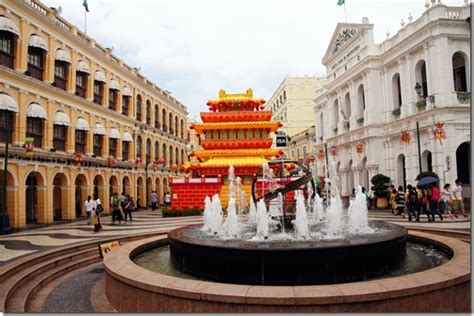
441 183 454 219
406 185 417 221
429 184 443 221
120 192 127 215
389 185 397 216
124 195 135 222
92 193 103 232
416 185 431 221
111 192 122 225
452 179 467 217
164 192 171 207
396 186 405 217
151 191 158 211
84 195 94 225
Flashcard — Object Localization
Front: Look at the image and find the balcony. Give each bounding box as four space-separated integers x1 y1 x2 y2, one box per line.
456 91 471 104
415 99 426 112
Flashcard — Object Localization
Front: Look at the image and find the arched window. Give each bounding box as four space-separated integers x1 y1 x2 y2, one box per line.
154 105 159 128
357 84 365 117
343 92 351 119
452 52 468 92
54 50 70 91
415 60 428 98
136 135 142 159
333 99 339 130
456 142 470 184
136 95 142 121
162 109 167 131
154 141 159 160
421 150 433 172
169 145 173 166
169 113 173 134
27 35 47 81
392 73 402 109
180 119 184 138
162 143 167 165
146 139 151 164
175 115 179 136
175 147 179 165
181 149 185 165
146 100 151 125
0 16 19 69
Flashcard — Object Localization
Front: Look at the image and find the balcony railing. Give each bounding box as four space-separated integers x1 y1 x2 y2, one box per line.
456 91 471 103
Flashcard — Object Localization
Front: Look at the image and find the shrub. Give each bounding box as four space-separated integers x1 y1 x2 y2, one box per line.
357 117 364 124
162 207 203 217
370 174 391 198
392 107 401 117
415 99 426 109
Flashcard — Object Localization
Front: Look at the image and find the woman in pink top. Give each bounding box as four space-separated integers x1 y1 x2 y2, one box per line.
428 184 443 221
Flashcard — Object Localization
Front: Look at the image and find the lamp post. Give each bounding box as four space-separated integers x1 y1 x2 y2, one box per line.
1 113 11 234
414 83 423 175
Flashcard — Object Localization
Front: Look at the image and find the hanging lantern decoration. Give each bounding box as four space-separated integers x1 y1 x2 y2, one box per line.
318 148 325 161
356 142 364 155
135 156 142 168
24 137 34 156
152 160 158 172
107 155 116 167
158 158 165 165
330 147 338 157
179 164 186 173
171 163 178 172
400 130 411 145
75 151 84 166
307 154 315 164
433 121 447 144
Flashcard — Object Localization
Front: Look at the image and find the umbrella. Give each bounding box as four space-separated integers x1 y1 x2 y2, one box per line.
417 176 439 186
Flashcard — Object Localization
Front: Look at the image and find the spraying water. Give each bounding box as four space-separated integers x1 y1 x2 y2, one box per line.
248 197 257 225
313 192 325 222
209 194 223 235
325 162 344 237
201 195 212 232
293 190 309 238
347 186 373 234
255 199 269 239
222 197 240 238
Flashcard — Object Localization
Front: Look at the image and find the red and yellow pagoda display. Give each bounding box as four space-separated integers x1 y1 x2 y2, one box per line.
170 89 283 208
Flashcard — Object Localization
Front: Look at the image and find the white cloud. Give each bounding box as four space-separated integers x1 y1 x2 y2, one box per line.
43 0 464 118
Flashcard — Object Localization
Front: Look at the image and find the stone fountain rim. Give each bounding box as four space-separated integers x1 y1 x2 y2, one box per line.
104 230 470 306
167 221 407 251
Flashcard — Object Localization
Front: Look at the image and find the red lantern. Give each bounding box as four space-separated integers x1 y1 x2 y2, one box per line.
433 121 447 144
135 157 142 168
400 130 411 145
171 164 178 171
158 158 165 165
330 147 337 157
356 142 364 155
318 148 325 161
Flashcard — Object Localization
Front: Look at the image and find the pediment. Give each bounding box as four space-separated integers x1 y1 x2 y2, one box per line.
322 23 367 64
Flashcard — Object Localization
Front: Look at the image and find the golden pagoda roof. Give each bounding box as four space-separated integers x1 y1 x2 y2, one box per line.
192 148 282 159
199 156 270 167
192 121 282 134
217 89 254 100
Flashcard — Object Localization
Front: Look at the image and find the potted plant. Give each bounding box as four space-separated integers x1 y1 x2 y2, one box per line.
357 117 364 125
392 107 401 117
371 174 391 209
415 99 426 110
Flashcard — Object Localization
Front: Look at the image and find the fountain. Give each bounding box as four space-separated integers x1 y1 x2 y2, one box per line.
167 162 408 285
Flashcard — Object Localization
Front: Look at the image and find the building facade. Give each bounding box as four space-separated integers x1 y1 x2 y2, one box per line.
288 125 316 162
0 0 188 229
265 77 324 156
314 2 470 198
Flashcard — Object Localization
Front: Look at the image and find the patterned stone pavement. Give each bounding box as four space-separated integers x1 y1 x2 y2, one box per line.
0 208 469 265
0 210 202 265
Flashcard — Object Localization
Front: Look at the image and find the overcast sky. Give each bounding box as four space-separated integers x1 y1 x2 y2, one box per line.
43 0 463 119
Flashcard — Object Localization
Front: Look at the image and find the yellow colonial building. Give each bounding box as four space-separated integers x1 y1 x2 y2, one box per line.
0 0 188 229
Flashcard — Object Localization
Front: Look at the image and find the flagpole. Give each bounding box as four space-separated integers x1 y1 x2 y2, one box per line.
344 2 347 22
84 7 87 34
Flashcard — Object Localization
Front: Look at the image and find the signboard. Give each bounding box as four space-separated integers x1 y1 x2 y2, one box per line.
98 240 120 258
276 135 287 147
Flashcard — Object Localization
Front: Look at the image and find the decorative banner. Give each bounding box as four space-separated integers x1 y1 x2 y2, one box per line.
107 155 116 167
135 156 142 168
330 147 338 157
433 121 447 145
75 151 84 166
356 141 364 155
400 130 411 145
318 148 325 161
24 137 34 156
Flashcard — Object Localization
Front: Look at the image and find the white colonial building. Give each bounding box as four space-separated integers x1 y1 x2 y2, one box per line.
314 1 470 198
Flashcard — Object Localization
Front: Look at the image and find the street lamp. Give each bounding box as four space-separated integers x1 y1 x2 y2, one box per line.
414 82 423 98
414 84 423 175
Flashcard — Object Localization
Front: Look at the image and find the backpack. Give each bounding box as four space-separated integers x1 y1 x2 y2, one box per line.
409 189 417 203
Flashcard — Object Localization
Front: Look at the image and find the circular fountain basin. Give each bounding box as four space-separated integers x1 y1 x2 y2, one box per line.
103 230 470 312
168 221 407 285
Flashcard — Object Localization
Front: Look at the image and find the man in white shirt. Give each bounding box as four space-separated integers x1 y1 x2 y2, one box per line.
452 179 467 217
84 195 94 225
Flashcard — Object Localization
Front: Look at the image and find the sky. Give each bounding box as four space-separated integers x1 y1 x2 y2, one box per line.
43 0 464 119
